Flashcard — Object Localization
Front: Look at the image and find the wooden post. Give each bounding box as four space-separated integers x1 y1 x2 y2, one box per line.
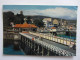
29 40 30 47
42 47 44 56
47 49 50 56
38 45 39 54
31 41 32 49
34 43 35 51
27 39 29 46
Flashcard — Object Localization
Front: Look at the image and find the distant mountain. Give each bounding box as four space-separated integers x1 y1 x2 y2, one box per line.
25 15 50 20
24 15 77 26
24 15 60 20
24 15 76 21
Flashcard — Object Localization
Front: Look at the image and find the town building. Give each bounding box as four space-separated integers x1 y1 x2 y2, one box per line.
43 18 53 28
43 18 76 30
43 18 59 28
52 19 59 28
13 18 37 33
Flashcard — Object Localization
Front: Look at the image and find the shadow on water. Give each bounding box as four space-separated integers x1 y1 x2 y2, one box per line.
3 45 25 55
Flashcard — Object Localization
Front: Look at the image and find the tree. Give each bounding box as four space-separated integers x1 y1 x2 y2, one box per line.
3 11 15 27
15 13 24 24
33 19 44 27
3 11 25 28
26 16 32 24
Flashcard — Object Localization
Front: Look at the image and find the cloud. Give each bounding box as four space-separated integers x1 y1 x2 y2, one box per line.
3 7 77 20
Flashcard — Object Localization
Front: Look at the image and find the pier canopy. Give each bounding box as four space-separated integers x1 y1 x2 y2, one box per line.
13 24 22 28
13 23 37 28
20 23 30 28
13 22 37 32
21 23 37 28
29 24 37 28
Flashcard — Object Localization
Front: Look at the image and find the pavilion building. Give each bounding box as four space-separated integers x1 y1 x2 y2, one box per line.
13 22 37 33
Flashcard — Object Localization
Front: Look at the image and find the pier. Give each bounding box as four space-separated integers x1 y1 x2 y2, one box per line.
3 31 76 56
19 32 76 56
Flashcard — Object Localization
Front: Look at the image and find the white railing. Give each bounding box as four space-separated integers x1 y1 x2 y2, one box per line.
34 38 75 56
29 32 76 46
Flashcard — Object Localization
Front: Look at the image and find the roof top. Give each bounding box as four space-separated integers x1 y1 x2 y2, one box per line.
20 23 30 28
30 24 37 28
13 22 37 28
51 27 56 29
14 24 22 28
22 31 29 33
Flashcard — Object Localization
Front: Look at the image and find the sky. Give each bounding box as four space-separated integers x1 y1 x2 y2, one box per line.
3 5 77 20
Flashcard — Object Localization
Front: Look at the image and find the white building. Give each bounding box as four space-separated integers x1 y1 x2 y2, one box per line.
49 27 56 32
43 18 52 28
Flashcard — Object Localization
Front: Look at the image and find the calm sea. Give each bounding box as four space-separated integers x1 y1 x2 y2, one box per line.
3 45 25 55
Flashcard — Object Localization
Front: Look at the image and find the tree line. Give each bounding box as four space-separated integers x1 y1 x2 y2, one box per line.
3 11 44 29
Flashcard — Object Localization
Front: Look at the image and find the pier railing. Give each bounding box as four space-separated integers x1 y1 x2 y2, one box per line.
29 32 76 46
19 32 76 56
34 38 75 56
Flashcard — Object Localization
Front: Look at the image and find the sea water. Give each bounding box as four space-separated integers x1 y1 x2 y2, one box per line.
57 35 76 40
3 45 25 55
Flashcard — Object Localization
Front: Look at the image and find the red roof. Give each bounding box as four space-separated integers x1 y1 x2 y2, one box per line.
29 24 37 28
51 27 56 29
22 31 29 33
14 24 22 28
13 23 37 28
20 23 30 28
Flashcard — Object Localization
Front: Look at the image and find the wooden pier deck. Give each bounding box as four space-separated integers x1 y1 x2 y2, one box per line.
19 32 76 56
